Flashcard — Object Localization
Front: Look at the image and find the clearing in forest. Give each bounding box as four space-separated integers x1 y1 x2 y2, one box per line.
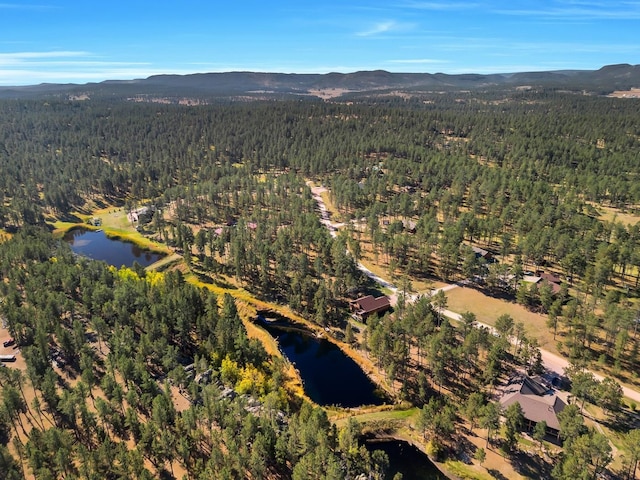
444 286 560 355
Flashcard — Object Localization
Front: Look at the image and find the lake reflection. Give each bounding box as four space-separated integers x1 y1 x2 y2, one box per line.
264 324 385 408
365 439 447 480
65 229 164 268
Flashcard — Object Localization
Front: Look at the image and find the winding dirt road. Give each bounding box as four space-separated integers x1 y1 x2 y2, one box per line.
309 183 640 404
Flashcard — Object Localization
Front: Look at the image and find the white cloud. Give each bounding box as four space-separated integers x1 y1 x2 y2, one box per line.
356 20 416 37
0 3 55 10
0 67 196 85
493 1 640 20
401 1 481 10
0 51 166 85
357 21 397 37
0 51 90 66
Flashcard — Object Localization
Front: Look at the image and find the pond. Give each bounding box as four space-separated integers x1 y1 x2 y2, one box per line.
261 321 385 408
365 438 447 480
64 229 164 268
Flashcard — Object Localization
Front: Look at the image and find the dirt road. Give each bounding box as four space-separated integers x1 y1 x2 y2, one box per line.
309 183 640 404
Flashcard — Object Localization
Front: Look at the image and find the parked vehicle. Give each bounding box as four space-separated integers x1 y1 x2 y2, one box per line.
3 338 15 348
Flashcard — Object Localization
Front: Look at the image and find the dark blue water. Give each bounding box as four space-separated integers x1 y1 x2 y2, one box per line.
264 324 384 407
365 439 447 480
65 229 164 268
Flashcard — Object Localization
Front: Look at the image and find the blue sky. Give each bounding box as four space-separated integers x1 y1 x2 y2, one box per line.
1 0 639 85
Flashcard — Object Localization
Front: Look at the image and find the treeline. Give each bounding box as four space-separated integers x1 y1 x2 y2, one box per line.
0 228 394 479
0 92 638 224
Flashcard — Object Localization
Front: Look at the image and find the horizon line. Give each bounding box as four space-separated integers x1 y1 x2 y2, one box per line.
1 63 635 88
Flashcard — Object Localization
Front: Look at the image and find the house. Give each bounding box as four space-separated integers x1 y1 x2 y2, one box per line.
536 271 561 284
472 246 493 262
127 206 155 224
541 279 562 295
350 295 391 320
402 219 417 233
523 271 562 294
537 271 562 294
500 375 567 439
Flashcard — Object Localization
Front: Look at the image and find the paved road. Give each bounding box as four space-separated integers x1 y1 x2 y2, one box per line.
309 183 640 403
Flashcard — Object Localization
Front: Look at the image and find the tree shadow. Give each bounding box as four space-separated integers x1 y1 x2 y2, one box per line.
194 271 214 284
158 467 176 479
487 468 509 480
510 449 553 480
403 377 438 406
58 212 83 223
598 408 640 431
212 277 237 290
353 285 388 299
481 287 516 302
455 434 479 462
0 425 9 444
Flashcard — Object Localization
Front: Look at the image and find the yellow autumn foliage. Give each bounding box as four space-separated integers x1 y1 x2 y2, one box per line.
220 356 240 385
145 270 164 287
116 266 139 282
236 365 267 397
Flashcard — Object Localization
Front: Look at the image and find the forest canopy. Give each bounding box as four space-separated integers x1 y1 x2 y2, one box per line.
1 88 640 479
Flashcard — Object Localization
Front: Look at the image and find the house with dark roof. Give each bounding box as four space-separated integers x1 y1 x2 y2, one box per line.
523 270 563 294
500 375 567 439
472 246 493 262
350 295 391 320
536 271 561 284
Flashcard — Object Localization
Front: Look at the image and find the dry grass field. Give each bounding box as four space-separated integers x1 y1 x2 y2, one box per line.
444 286 561 355
608 88 640 98
596 204 640 226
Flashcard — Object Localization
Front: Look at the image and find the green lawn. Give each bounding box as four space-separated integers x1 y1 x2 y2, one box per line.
51 206 171 255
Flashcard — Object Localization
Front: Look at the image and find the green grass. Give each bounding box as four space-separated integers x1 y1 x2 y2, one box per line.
50 206 171 256
330 407 419 427
443 460 494 480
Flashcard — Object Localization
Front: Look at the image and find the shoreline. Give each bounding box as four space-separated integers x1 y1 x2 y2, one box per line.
53 222 172 258
367 432 462 480
251 307 397 402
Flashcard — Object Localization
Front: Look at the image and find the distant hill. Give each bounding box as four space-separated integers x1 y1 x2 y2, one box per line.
1 64 639 100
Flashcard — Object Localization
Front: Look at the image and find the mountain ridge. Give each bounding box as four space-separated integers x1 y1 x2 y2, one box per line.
1 64 639 99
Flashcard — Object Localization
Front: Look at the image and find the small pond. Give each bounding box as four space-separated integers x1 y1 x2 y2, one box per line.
64 229 164 268
364 438 447 480
262 321 385 408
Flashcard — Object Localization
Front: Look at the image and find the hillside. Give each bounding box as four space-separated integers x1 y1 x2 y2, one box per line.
1 64 639 100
